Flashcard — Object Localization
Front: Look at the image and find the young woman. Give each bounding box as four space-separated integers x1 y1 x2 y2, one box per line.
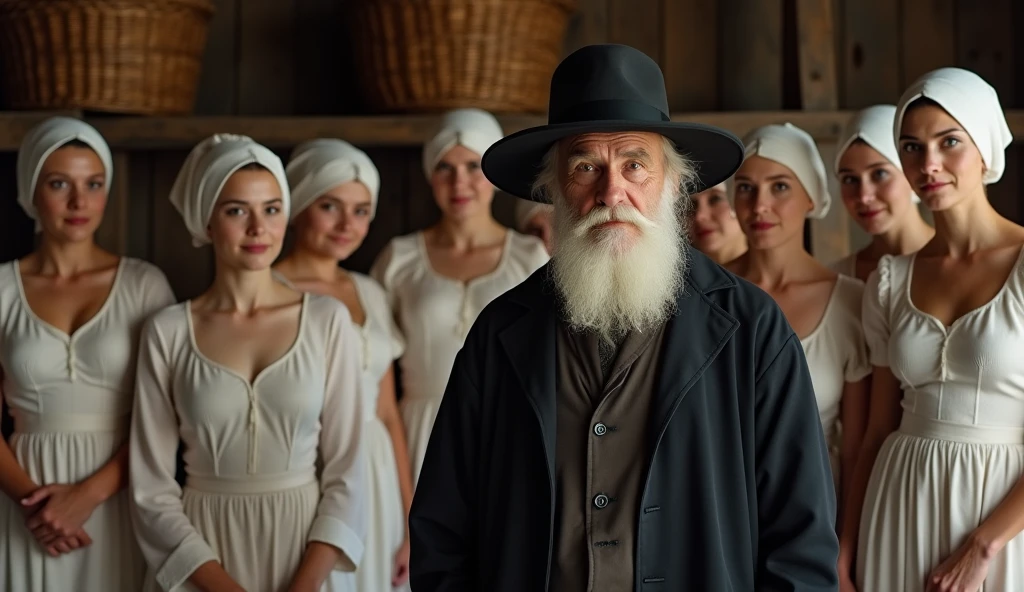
514 199 554 255
841 68 1024 592
370 108 549 484
726 123 871 507
129 134 367 592
688 181 747 264
275 138 414 592
832 105 934 281
0 117 174 590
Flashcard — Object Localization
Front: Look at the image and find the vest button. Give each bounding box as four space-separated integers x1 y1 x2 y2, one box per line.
593 494 609 509
593 423 608 436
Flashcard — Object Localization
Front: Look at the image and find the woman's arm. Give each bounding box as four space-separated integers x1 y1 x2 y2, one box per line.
378 367 415 585
838 377 870 530
294 306 367 589
129 319 229 590
837 367 902 577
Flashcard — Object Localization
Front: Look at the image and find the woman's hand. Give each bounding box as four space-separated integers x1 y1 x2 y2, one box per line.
392 537 411 586
837 550 857 592
43 530 94 557
926 536 993 592
22 483 104 548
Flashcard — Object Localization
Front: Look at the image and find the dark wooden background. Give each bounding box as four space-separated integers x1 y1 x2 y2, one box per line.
1 0 1022 300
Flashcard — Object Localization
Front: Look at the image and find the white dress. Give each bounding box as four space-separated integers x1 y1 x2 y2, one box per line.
856 249 1024 590
274 271 410 592
799 274 871 489
371 230 549 484
0 258 175 592
129 293 367 592
349 274 409 592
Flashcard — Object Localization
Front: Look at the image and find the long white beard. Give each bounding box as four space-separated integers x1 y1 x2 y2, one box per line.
550 178 687 342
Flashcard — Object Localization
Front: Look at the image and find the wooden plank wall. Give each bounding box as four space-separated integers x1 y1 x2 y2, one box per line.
2 0 1024 297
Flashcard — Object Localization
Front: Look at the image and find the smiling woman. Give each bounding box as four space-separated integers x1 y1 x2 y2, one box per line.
129 134 368 592
726 123 871 532
844 68 1024 592
370 108 549 486
0 117 175 592
830 105 934 281
687 182 747 264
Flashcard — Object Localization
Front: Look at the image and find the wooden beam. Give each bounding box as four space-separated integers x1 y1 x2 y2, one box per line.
796 0 839 110
663 0 719 111
0 111 83 150
720 0 783 110
2 110 1024 151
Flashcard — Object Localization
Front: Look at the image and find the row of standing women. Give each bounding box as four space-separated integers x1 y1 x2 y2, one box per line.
689 67 1023 591
1 62 1021 591
0 109 547 590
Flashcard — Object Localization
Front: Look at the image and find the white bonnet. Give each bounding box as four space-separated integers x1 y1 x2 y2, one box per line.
422 108 504 180
895 67 1012 184
514 198 553 232
739 123 831 219
16 116 113 231
286 139 380 220
836 105 920 203
168 134 290 247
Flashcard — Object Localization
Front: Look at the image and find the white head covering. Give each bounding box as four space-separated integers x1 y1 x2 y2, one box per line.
16 116 114 232
895 67 1013 184
739 123 831 219
514 198 553 232
286 139 380 221
836 105 920 203
422 108 504 180
168 134 289 247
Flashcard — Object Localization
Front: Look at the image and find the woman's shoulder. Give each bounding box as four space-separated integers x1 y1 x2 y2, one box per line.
505 229 549 269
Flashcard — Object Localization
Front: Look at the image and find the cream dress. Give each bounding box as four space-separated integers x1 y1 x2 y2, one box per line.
275 271 409 592
371 230 548 484
0 257 175 592
799 274 871 490
129 293 367 592
856 249 1024 590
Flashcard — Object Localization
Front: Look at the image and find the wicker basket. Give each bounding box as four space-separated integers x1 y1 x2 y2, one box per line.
0 0 214 115
349 0 577 114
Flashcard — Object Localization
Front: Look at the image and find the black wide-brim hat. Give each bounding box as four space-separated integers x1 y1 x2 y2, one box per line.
482 44 744 202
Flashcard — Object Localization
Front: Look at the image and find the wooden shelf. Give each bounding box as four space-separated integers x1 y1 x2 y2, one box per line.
3 110 1024 151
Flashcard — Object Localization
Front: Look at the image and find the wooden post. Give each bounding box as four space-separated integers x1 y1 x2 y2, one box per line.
796 0 848 265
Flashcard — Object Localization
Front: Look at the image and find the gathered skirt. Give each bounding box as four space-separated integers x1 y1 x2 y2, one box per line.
856 414 1024 590
356 418 409 592
1 422 144 592
400 396 442 487
141 476 356 592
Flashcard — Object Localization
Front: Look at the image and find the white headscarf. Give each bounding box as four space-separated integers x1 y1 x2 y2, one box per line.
422 108 504 180
739 123 831 219
836 105 920 203
514 199 553 232
168 134 289 247
16 117 113 232
286 139 380 220
895 67 1013 184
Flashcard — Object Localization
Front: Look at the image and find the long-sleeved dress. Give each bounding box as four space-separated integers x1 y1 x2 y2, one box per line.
0 257 175 592
129 292 367 592
856 249 1024 589
370 230 548 484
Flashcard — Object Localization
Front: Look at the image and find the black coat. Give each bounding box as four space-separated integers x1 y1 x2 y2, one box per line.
409 249 839 591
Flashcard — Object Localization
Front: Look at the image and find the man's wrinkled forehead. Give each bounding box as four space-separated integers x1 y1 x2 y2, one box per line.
560 131 664 161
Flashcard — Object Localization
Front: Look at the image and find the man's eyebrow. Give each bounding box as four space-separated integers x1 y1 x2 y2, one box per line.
621 148 653 162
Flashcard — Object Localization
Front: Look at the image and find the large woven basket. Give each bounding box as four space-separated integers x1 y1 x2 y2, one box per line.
0 0 214 115
349 0 577 114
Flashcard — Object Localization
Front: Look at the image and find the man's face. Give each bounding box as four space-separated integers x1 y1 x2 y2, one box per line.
556 132 672 254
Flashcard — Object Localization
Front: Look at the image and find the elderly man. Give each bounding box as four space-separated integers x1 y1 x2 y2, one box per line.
409 44 839 591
